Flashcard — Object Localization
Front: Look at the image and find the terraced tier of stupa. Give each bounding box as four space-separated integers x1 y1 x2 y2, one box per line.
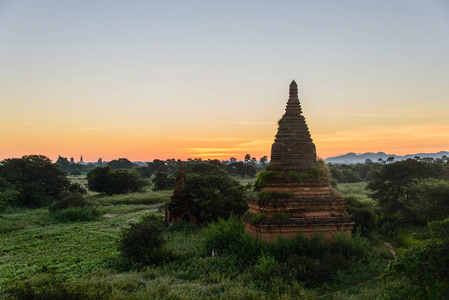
244 81 354 241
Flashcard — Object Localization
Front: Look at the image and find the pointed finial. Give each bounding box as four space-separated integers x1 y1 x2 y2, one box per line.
289 80 298 98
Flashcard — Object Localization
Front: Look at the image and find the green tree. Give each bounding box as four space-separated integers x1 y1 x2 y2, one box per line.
55 156 71 172
118 215 168 266
152 172 174 191
87 166 140 195
367 159 447 220
244 154 251 163
260 155 268 165
107 158 136 170
184 173 248 222
386 156 395 164
386 218 449 298
148 159 168 175
227 161 253 178
344 194 377 234
0 155 70 207
405 178 449 224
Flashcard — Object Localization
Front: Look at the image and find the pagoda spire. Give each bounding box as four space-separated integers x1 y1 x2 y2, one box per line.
267 81 316 172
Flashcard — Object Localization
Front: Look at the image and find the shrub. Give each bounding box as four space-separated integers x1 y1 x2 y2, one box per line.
367 159 447 219
87 166 141 195
0 155 70 207
203 215 259 263
253 253 281 283
68 182 87 194
70 169 82 176
344 194 377 235
254 170 279 191
0 189 20 211
49 191 92 213
184 173 248 222
386 218 449 299
52 207 101 222
285 254 332 286
118 215 170 267
152 172 175 191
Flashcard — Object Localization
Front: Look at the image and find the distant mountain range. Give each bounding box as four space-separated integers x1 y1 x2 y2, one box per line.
325 151 449 164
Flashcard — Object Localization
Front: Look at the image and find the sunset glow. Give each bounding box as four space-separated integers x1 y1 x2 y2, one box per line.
1 1 448 162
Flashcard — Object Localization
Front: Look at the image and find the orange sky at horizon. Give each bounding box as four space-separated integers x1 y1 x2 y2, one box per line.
1 1 449 163
1 118 448 163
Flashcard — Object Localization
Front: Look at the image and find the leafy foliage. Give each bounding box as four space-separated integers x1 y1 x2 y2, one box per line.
151 172 174 191
0 155 70 207
386 218 449 299
107 158 136 170
87 166 141 195
52 207 101 223
226 161 257 178
117 215 170 267
49 191 92 213
344 194 377 235
367 159 447 221
404 178 449 224
184 173 248 222
254 170 279 191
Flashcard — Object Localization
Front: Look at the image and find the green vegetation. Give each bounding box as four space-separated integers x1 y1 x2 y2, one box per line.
87 166 142 195
254 170 279 190
367 158 448 224
250 212 268 222
0 155 70 208
183 173 248 222
151 172 175 191
2 156 449 299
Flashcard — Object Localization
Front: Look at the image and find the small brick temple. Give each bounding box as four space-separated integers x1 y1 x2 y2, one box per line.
244 81 354 241
165 163 197 225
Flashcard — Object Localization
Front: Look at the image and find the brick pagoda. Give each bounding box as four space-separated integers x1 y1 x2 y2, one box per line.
244 81 354 241
165 163 197 225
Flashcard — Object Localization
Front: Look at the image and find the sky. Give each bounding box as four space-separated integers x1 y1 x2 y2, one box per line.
1 0 449 162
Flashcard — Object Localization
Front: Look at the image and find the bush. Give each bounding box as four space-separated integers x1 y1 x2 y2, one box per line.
68 182 87 194
285 254 332 286
87 166 141 195
49 191 92 213
404 178 449 224
386 218 449 298
203 215 258 262
253 253 281 283
0 189 20 211
70 169 82 176
344 194 377 235
118 215 170 267
184 174 248 222
52 207 101 222
0 155 70 207
152 172 174 191
367 159 447 219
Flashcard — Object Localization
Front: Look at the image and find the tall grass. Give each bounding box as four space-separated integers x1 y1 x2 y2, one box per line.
91 190 172 205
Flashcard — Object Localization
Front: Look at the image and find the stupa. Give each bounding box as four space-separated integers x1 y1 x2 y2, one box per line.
244 81 354 241
165 164 197 225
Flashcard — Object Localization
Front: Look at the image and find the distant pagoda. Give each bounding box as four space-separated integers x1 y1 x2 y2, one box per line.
244 81 354 241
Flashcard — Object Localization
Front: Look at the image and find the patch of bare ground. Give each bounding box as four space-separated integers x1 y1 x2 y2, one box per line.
101 214 119 219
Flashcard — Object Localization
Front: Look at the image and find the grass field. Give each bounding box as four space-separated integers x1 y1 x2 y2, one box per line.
1 181 395 299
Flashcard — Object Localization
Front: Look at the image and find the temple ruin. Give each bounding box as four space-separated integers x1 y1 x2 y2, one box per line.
165 163 197 225
244 81 354 241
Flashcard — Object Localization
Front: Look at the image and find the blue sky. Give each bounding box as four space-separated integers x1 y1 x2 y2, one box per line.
1 1 449 161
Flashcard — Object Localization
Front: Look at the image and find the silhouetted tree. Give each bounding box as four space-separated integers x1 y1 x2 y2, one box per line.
0 155 70 207
108 158 135 170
